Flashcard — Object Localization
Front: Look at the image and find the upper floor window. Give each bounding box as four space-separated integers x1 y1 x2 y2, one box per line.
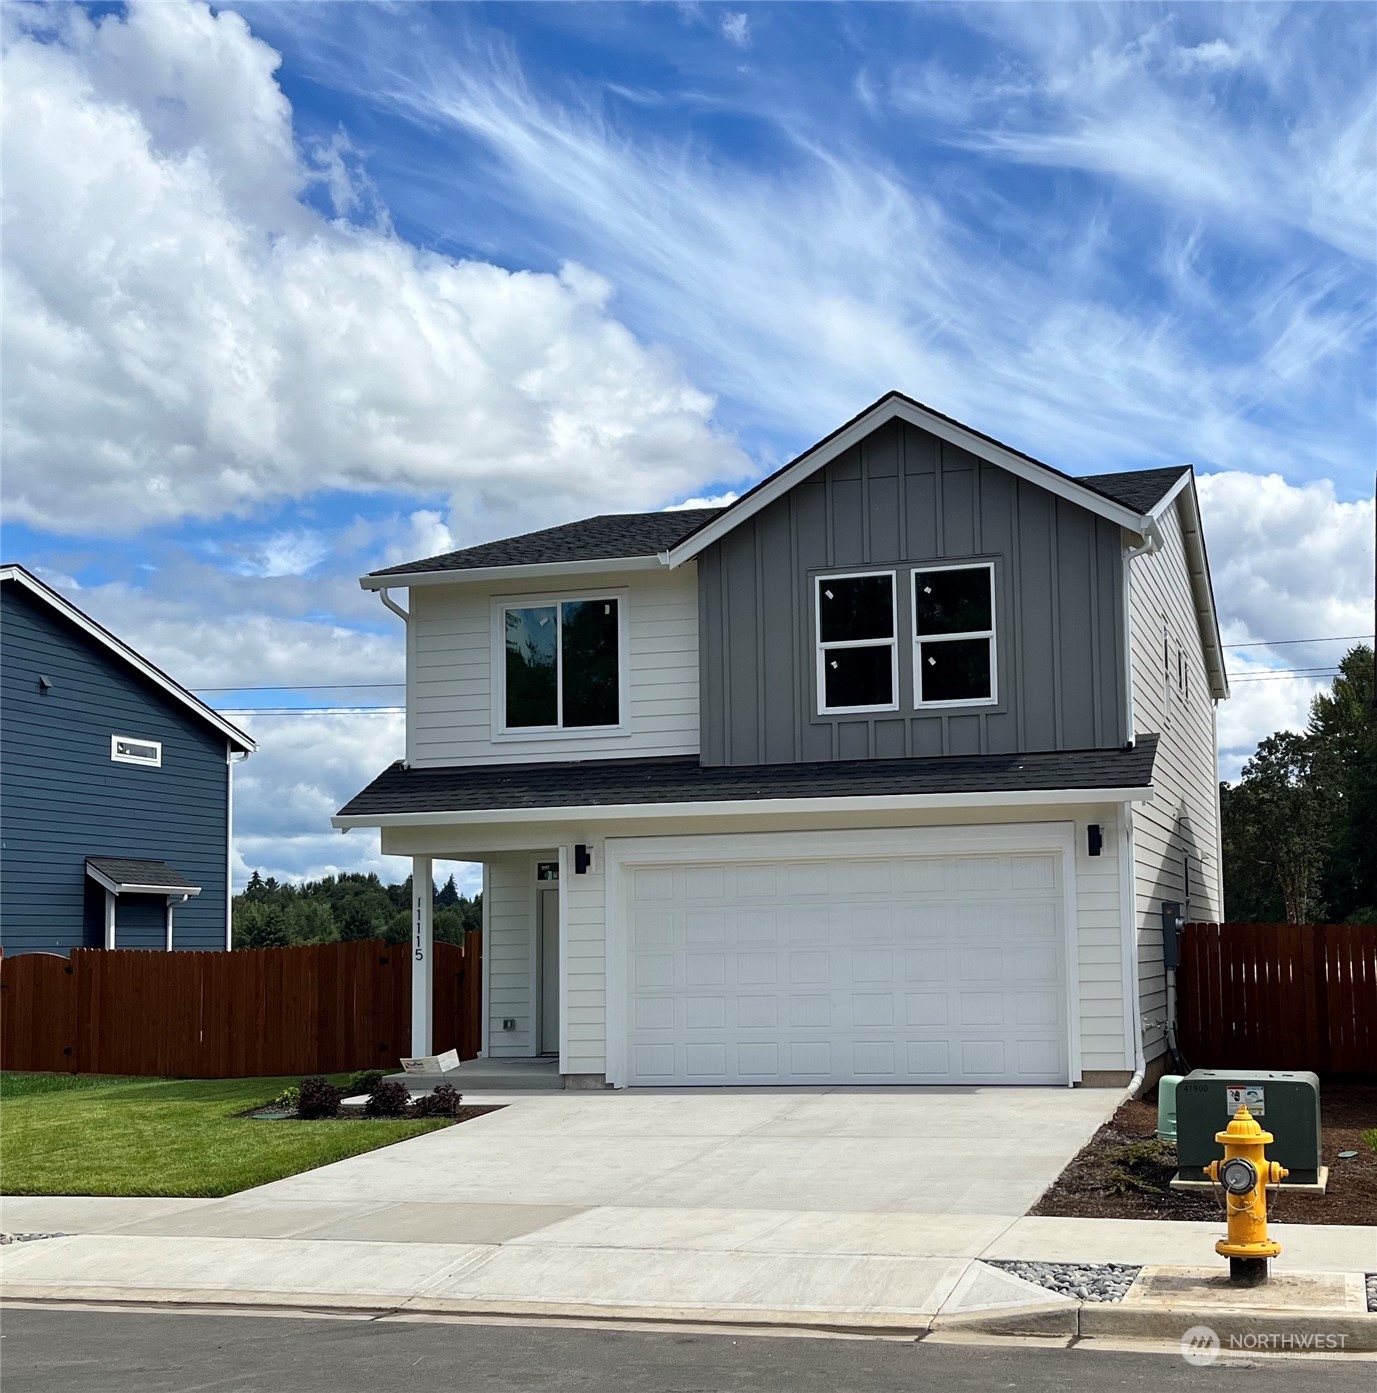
914 563 996 707
111 735 162 767
500 595 622 734
815 572 898 714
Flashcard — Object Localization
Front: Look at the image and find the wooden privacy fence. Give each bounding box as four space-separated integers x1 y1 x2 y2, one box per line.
1177 922 1376 1076
0 936 482 1078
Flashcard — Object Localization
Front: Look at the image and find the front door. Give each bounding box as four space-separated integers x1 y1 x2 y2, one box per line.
539 885 560 1055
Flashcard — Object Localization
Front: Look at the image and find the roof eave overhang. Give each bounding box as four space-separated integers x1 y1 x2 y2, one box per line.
1146 476 1229 701
360 554 668 591
664 395 1149 568
0 567 256 753
333 783 1155 831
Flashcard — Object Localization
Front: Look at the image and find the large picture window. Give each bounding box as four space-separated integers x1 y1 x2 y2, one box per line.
913 563 996 706
503 597 621 731
815 571 898 714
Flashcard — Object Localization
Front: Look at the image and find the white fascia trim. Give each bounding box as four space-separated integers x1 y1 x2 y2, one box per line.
333 784 1155 831
0 567 256 753
85 863 203 897
665 397 1147 566
360 555 665 591
1170 478 1230 701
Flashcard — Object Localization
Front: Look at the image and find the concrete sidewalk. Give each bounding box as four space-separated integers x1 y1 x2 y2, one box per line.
3 1087 1373 1344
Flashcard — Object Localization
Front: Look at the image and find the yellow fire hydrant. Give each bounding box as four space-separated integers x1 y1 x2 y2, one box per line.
1205 1104 1287 1284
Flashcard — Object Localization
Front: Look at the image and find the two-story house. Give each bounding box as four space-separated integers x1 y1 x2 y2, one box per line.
335 393 1227 1090
0 565 255 954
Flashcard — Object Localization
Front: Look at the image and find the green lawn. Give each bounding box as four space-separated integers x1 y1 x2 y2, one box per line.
0 1072 452 1198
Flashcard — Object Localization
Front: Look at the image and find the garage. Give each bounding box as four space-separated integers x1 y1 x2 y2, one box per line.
609 831 1072 1087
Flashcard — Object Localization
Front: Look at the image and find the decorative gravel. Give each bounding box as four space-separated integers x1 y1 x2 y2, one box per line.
0 1232 67 1245
1366 1273 1376 1313
985 1259 1141 1303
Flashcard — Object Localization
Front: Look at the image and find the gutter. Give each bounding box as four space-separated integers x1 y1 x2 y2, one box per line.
334 783 1157 832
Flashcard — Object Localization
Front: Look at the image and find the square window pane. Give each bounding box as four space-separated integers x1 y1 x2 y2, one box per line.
823 644 894 709
915 567 992 636
919 638 992 702
819 575 893 643
505 606 558 727
561 598 619 727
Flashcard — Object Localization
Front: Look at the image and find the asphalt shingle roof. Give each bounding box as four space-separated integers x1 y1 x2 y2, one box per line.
1075 466 1191 515
370 508 724 578
85 857 202 891
338 738 1158 819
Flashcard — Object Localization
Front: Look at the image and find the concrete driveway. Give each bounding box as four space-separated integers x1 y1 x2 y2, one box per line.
3 1088 1122 1325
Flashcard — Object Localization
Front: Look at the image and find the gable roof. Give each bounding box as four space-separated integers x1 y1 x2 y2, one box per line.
666 391 1178 564
0 565 255 753
1077 466 1192 515
366 508 722 586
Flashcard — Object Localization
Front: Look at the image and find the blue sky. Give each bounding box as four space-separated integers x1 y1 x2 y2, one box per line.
3 1 1374 888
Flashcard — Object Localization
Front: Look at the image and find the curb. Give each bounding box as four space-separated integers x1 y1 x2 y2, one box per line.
935 1300 1377 1353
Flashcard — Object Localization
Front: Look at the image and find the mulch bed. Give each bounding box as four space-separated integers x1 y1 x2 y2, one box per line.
243 1104 502 1125
1030 1082 1377 1226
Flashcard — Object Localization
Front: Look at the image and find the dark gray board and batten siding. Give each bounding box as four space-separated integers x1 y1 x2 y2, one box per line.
0 583 231 954
698 418 1127 766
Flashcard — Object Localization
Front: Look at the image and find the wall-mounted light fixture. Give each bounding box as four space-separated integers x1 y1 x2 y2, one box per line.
574 844 592 875
1087 824 1103 857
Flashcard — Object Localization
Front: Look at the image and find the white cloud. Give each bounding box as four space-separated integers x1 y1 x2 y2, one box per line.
666 491 739 510
1198 470 1375 778
332 9 1372 490
720 12 750 49
1 1 748 539
230 529 331 578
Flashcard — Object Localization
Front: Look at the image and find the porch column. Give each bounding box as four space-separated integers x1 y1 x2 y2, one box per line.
104 888 117 949
411 855 434 1057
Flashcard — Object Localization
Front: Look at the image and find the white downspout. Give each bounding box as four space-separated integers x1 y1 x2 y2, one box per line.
226 746 250 950
1120 802 1146 1097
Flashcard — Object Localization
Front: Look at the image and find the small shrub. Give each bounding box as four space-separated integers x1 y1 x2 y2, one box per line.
348 1069 387 1095
267 1084 300 1111
365 1079 411 1117
410 1084 463 1119
297 1076 343 1120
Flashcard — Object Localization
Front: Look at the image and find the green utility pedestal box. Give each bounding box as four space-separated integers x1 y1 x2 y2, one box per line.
1175 1069 1322 1184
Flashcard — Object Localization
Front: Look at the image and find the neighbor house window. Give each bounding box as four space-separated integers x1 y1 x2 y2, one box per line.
815 571 898 714
913 563 997 706
502 597 621 732
111 735 162 767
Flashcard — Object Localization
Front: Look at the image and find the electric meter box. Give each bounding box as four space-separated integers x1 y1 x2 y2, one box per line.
1175 1069 1321 1184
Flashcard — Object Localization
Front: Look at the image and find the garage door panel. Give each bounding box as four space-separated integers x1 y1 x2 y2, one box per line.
624 850 1068 1086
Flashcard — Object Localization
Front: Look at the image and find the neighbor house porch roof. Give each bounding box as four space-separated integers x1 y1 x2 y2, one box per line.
85 857 203 897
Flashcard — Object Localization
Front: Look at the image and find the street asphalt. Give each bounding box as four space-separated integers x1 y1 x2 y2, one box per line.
2 1307 1371 1392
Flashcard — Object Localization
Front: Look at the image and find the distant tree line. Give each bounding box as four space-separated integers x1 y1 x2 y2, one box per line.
1221 645 1375 924
232 870 480 950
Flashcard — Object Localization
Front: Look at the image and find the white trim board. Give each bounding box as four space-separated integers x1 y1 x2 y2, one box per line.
0 566 255 752
604 821 1083 1089
335 784 1154 832
665 394 1149 567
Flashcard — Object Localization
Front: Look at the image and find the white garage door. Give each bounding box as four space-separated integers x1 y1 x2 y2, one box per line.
622 851 1068 1086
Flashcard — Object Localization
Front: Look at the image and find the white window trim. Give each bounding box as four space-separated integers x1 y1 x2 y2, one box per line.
111 734 162 767
912 561 998 710
491 588 631 742
814 570 899 716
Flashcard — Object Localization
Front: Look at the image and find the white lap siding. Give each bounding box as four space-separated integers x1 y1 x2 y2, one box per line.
1128 500 1224 1063
486 853 539 1057
564 852 608 1077
408 567 700 766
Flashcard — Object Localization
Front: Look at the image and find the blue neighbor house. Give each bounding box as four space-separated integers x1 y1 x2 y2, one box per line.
0 565 255 955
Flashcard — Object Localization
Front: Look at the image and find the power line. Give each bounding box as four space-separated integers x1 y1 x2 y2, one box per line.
196 683 404 693
1223 635 1372 649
